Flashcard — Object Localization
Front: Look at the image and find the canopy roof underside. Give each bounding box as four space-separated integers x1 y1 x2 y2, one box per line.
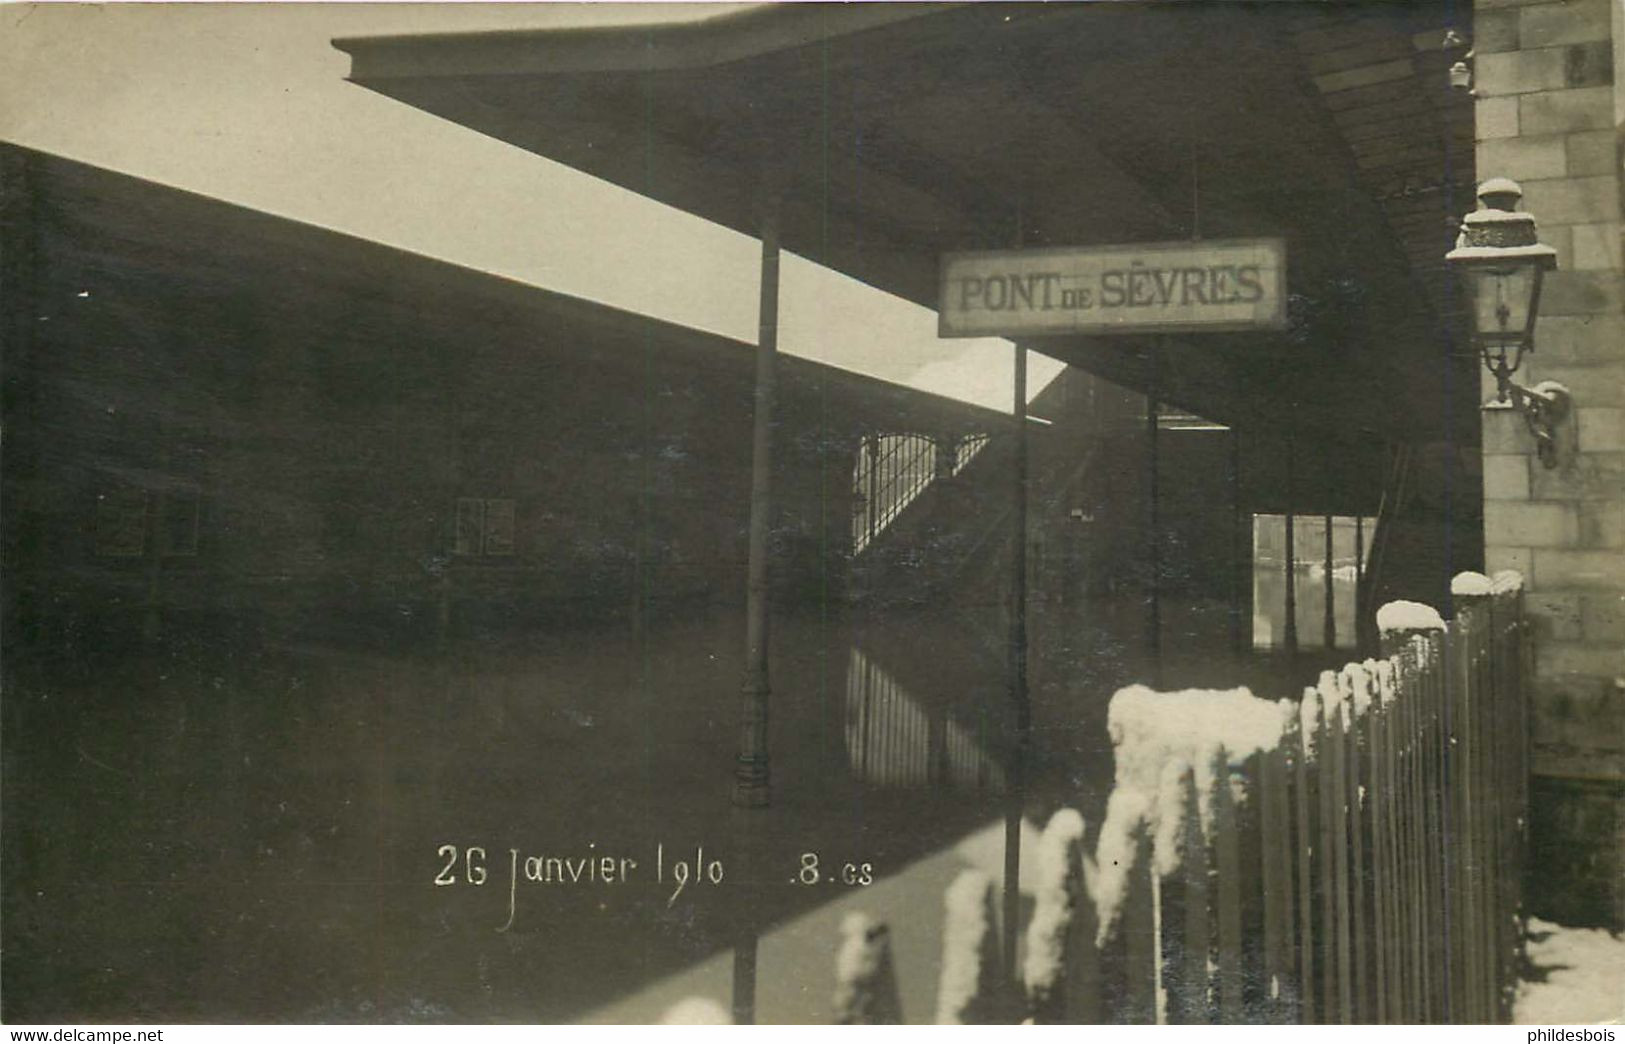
336 1 1478 444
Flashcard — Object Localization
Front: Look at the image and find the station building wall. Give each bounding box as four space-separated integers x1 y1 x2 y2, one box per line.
1473 0 1625 926
1 149 1001 666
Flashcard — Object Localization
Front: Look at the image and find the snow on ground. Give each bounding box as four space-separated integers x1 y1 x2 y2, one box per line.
1514 918 1625 1025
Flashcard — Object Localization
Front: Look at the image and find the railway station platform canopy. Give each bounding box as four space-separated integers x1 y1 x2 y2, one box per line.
334 1 1476 447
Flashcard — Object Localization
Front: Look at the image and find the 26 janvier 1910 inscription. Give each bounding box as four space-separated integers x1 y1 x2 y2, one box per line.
938 238 1286 339
436 843 875 932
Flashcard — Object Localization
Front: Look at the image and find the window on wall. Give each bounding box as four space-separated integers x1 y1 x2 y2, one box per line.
1252 513 1375 651
454 498 516 557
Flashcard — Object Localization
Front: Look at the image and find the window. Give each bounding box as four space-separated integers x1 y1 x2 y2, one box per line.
454 497 516 557
1252 513 1375 651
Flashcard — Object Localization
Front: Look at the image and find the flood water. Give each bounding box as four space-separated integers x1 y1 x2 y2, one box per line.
3 590 1328 1023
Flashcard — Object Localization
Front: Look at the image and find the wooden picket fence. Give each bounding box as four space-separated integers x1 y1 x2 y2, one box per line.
822 571 1532 1025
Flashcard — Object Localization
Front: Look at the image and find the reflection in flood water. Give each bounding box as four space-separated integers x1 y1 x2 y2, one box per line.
2 603 1029 1024
6 569 1320 1021
844 646 1004 791
1252 513 1374 650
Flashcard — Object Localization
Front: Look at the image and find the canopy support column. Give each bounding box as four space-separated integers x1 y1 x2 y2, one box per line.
1147 355 1162 683
1003 342 1030 984
733 203 780 810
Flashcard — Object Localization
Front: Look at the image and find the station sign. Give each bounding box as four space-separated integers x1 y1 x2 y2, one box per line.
938 237 1286 338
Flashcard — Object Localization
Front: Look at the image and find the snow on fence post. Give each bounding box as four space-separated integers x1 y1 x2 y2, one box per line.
1157 761 1211 1024
832 912 903 1024
1450 572 1490 1021
1359 659 1396 1024
1425 627 1451 1023
1255 733 1301 1023
1479 575 1507 1019
1415 633 1439 1022
1340 663 1376 1023
1407 623 1450 1022
1092 686 1289 1024
1375 655 1406 1022
936 869 1003 1024
1303 677 1339 1023
1369 657 1402 1023
1309 672 1348 1023
1481 573 1522 1024
1023 808 1098 1023
1291 690 1321 1025
1095 814 1157 1024
1458 570 1516 1022
1475 580 1505 1021
1379 600 1445 1022
1401 635 1430 1023
1211 746 1245 1023
1323 670 1356 1023
1339 663 1373 1022
1490 569 1529 1021
1065 823 1104 1022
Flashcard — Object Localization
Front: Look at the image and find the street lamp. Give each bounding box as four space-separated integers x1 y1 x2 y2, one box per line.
1446 177 1566 467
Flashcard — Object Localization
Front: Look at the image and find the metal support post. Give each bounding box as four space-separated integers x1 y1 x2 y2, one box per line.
1003 341 1029 986
733 204 779 809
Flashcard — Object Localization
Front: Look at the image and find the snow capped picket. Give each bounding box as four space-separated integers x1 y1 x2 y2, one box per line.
832 912 902 1024
1376 599 1446 634
1151 757 1192 878
1023 808 1088 1013
1299 681 1322 755
1091 785 1152 945
1319 669 1350 729
1371 658 1397 706
1092 685 1291 943
1342 660 1383 717
1452 570 1494 597
1491 569 1525 595
936 869 1002 1024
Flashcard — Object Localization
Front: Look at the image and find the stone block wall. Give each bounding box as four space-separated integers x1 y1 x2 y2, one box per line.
1474 0 1624 926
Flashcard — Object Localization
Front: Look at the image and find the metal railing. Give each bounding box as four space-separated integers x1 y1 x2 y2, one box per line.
851 433 989 555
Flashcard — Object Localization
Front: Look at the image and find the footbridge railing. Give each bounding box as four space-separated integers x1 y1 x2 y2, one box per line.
851 432 990 556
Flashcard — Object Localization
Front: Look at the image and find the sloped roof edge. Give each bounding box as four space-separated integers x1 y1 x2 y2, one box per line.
332 3 951 80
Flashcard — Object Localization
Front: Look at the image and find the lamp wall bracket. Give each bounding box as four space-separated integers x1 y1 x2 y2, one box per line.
1498 378 1570 469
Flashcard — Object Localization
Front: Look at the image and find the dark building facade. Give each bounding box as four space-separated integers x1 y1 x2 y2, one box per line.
1 145 1020 658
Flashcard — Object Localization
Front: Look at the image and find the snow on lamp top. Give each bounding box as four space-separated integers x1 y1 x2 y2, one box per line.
1448 178 1557 263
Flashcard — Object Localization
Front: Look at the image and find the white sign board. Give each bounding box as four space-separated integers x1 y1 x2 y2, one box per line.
938 238 1286 338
